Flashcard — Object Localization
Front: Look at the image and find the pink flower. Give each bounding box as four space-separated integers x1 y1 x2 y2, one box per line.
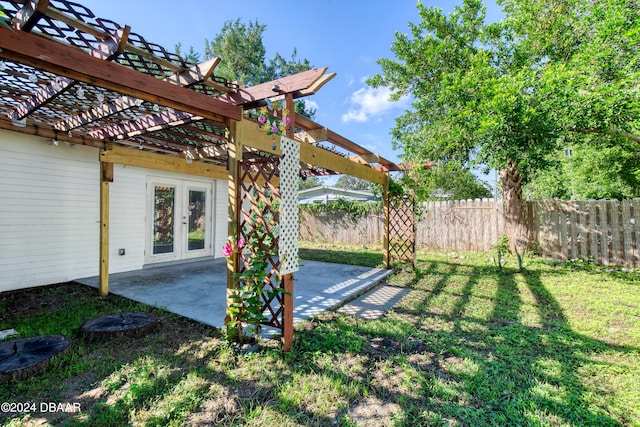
222 242 233 258
271 125 279 134
285 116 291 126
258 115 267 125
237 238 245 250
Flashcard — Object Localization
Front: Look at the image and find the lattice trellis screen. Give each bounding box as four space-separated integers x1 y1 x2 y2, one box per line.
237 158 284 329
388 194 416 266
279 136 300 275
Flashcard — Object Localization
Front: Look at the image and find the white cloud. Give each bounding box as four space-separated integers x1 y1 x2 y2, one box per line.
341 86 408 123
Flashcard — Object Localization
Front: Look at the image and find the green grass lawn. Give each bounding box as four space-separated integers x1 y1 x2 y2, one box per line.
1 246 639 426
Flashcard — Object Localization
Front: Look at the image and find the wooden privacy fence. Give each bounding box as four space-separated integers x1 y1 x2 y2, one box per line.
418 199 502 252
299 198 640 268
532 199 640 268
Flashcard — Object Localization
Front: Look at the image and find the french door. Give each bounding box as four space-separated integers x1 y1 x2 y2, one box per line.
146 178 212 264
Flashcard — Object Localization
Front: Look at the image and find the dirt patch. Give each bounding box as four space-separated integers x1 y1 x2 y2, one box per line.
345 397 401 427
0 283 88 319
0 283 223 425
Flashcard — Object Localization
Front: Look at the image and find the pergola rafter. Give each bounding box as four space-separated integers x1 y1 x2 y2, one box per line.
57 57 220 132
12 26 130 121
0 0 425 352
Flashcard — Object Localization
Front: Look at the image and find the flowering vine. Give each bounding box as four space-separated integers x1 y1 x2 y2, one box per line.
223 235 245 261
257 97 291 136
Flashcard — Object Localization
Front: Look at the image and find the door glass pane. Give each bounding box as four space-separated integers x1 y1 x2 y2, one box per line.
153 186 175 254
187 189 206 251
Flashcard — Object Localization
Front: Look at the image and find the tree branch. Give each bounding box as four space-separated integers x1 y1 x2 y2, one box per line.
568 128 640 143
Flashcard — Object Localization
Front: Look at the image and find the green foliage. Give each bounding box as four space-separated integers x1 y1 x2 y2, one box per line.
204 19 267 87
203 19 314 89
524 136 640 200
412 163 492 201
174 43 201 65
334 175 372 191
299 199 381 222
298 175 323 190
202 19 316 121
491 235 510 270
0 5 11 31
2 251 640 425
226 194 287 344
227 234 280 343
369 0 640 206
385 176 405 197
298 241 383 268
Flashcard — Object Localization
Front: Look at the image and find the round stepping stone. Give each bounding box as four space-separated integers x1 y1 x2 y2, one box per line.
0 335 71 381
79 312 160 341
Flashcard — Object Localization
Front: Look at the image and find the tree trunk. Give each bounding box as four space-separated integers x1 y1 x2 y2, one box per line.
499 159 531 252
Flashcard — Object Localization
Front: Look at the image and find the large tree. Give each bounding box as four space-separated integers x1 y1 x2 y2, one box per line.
200 19 316 119
524 134 640 200
334 175 372 191
203 19 267 87
411 164 492 201
368 0 640 247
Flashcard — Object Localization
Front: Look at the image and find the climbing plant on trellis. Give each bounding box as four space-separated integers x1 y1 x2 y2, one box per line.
237 158 285 329
388 193 416 267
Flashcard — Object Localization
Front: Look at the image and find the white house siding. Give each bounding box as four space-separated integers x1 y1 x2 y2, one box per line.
0 130 100 292
0 130 229 293
108 164 146 273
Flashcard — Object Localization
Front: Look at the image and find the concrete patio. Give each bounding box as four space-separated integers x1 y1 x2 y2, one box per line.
76 258 394 335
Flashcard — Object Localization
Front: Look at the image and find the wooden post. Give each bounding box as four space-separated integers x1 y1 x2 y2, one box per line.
412 195 417 270
225 118 242 331
282 93 295 352
383 173 391 269
99 160 113 296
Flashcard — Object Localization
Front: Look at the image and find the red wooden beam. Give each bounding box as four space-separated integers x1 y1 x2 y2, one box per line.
12 27 131 121
57 58 220 132
219 67 332 109
0 26 242 122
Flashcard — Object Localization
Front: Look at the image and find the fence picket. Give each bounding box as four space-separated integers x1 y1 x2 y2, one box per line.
299 198 640 267
622 200 633 266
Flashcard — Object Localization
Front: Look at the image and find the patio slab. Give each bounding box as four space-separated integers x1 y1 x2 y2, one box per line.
76 258 393 333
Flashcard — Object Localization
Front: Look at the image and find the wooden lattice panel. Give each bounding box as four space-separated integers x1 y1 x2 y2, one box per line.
237 158 284 329
388 194 416 265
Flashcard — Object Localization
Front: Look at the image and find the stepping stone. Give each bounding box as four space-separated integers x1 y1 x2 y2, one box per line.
0 335 71 381
80 312 160 341
337 285 410 320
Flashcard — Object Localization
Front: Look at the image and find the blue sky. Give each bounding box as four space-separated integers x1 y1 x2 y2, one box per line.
80 0 503 167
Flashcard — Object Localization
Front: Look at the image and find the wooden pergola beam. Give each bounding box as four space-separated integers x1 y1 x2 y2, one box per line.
99 145 228 180
0 26 242 122
349 153 381 165
238 120 387 185
220 67 333 109
88 66 330 140
12 27 131 121
0 117 104 148
57 58 220 132
295 113 401 171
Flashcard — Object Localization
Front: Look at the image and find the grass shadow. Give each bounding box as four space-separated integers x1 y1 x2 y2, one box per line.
2 251 639 426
